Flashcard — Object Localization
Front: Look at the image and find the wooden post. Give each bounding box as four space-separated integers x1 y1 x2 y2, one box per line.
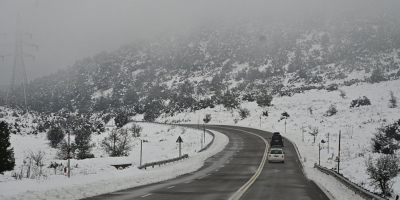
319 143 321 165
140 139 142 166
338 130 341 174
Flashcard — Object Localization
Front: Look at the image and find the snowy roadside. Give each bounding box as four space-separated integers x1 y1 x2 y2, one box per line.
203 123 363 200
159 79 400 199
0 123 228 200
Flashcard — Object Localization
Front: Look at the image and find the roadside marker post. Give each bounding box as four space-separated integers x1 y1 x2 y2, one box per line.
67 130 70 178
176 136 183 157
140 139 143 166
338 130 341 174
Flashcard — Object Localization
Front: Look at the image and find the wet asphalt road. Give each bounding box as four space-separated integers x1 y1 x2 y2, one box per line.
85 125 329 200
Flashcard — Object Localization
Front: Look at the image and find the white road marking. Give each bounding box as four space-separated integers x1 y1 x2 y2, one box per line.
185 181 192 184
218 127 270 200
141 194 152 198
167 186 175 189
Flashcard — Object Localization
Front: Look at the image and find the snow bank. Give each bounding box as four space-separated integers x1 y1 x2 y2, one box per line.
0 122 228 200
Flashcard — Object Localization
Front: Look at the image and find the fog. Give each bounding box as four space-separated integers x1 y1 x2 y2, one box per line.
0 0 397 85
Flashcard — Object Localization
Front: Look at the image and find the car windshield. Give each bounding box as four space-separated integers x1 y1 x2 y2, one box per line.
270 149 282 154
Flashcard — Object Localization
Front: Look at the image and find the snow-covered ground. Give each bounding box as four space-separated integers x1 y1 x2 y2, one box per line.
159 79 400 199
0 121 228 200
1 79 399 199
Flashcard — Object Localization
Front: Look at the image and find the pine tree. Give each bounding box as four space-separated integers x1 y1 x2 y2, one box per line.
0 121 15 174
221 89 239 109
74 126 94 159
47 126 65 148
256 90 273 107
389 91 397 108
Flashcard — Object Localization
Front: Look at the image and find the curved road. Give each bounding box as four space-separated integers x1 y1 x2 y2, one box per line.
86 125 329 200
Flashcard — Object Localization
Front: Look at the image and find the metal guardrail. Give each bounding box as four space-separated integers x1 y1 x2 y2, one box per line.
131 121 215 169
131 120 215 153
314 163 387 200
138 154 189 170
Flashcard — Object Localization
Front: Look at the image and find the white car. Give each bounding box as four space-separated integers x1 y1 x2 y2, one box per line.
268 148 285 163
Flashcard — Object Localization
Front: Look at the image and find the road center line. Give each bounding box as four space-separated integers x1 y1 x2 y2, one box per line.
141 194 152 198
217 127 269 200
167 186 175 189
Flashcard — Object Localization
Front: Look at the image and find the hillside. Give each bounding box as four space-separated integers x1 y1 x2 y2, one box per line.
1 2 399 117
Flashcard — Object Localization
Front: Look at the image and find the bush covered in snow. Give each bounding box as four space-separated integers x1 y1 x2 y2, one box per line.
350 96 371 108
238 108 250 119
203 114 212 123
365 154 399 197
324 104 338 117
371 119 400 154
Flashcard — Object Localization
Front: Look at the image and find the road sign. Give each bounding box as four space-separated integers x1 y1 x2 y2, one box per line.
176 136 183 143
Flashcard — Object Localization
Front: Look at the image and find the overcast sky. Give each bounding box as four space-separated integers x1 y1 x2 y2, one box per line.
0 0 396 86
0 0 220 85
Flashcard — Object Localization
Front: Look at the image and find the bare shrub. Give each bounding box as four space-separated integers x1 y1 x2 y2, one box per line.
101 128 133 157
308 126 319 143
130 123 143 137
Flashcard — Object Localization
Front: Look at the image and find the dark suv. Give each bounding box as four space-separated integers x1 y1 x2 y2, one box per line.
270 132 284 147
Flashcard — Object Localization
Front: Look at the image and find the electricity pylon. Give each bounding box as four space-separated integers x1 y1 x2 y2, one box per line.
1 14 38 112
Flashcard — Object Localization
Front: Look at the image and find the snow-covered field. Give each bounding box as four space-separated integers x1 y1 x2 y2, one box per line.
0 121 228 200
1 79 399 199
159 79 400 199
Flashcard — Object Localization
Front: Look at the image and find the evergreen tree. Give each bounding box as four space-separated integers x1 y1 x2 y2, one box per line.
256 90 273 107
47 126 65 148
221 89 239 110
389 91 397 108
0 121 15 174
114 110 129 128
74 126 94 159
370 67 385 83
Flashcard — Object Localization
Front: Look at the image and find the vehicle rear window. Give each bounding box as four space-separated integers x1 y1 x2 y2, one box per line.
270 149 282 154
272 135 281 140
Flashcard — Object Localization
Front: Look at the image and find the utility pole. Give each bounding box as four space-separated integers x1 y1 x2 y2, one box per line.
67 130 71 178
338 130 341 174
1 14 38 112
260 116 261 127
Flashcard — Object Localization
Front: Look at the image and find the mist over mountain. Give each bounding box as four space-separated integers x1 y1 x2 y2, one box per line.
1 0 400 118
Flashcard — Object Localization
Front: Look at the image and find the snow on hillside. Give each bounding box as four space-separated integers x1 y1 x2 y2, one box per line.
160 79 400 198
0 121 227 200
